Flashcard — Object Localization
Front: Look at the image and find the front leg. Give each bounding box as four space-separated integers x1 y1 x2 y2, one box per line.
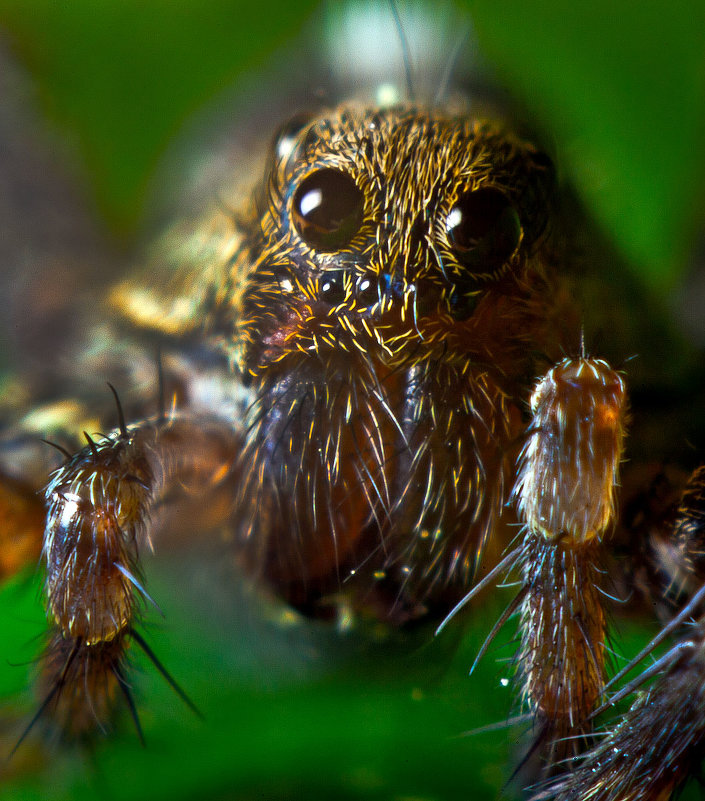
439 355 627 776
35 413 240 740
536 466 705 801
514 356 627 767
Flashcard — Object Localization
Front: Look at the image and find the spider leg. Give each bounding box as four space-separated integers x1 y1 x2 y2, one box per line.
512 356 626 771
534 465 705 801
473 355 627 779
34 412 240 741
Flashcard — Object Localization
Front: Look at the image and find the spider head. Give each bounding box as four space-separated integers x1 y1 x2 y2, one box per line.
237 103 555 381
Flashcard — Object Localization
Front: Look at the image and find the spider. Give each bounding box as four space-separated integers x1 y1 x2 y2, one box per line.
0 3 704 800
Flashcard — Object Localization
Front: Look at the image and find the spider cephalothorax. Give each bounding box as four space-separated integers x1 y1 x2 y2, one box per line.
226 104 561 613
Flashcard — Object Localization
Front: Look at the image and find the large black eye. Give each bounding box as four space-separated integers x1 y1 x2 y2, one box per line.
292 168 364 251
446 187 521 274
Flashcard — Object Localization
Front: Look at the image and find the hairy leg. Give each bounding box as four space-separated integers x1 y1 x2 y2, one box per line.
17 412 240 742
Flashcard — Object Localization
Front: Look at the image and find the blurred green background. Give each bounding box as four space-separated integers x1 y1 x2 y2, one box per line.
1 0 703 283
0 1 704 799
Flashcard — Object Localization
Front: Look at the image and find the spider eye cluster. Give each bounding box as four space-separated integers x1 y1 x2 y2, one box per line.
318 270 384 308
282 132 552 317
290 168 525 275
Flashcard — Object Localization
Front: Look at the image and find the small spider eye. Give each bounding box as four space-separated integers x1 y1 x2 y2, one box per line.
356 276 378 306
446 187 521 273
292 168 364 251
272 112 313 160
319 270 348 305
